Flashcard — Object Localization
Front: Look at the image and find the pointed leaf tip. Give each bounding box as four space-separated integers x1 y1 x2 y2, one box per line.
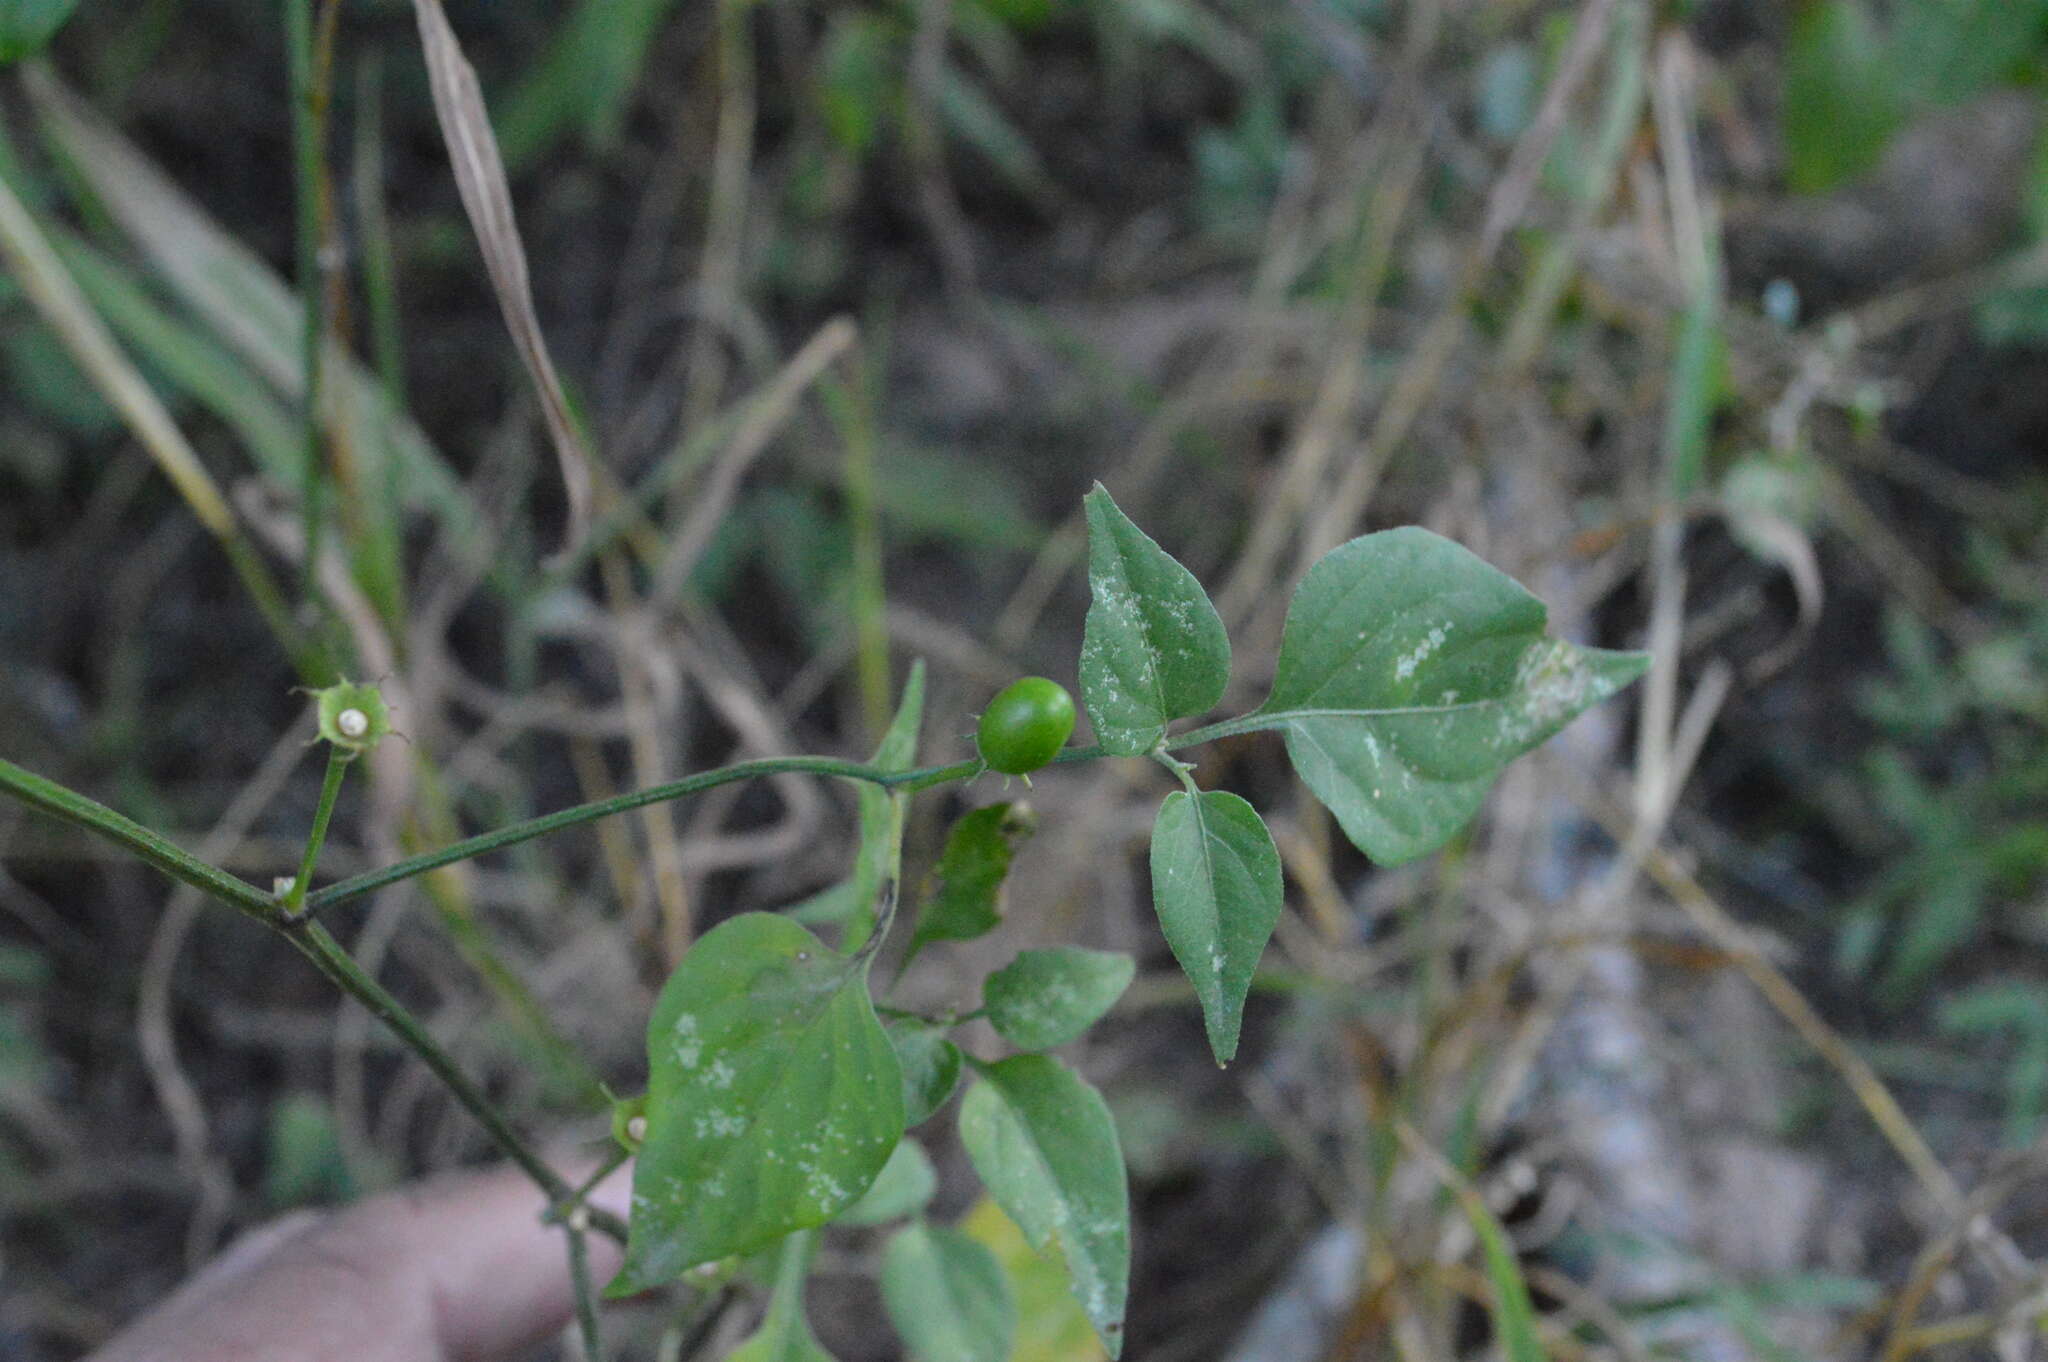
1080 487 1230 756
1260 528 1647 864
1149 791 1281 1064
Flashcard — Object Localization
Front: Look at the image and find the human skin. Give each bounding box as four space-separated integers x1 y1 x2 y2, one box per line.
86 1160 630 1362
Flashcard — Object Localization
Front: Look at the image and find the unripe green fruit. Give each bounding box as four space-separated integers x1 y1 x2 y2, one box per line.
976 677 1076 775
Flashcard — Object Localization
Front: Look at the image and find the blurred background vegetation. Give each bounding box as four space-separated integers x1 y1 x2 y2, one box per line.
4 0 2048 1358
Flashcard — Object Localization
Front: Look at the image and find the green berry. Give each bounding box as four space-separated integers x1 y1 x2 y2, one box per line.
976 677 1076 775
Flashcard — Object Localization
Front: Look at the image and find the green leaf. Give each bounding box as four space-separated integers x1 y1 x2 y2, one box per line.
495 0 679 170
611 914 904 1293
958 1056 1129 1356
26 81 488 564
934 67 1060 207
1458 1181 1547 1362
1148 791 1281 1065
838 1138 938 1227
262 1092 354 1209
52 233 300 479
889 1018 966 1127
1079 484 1231 755
984 948 1135 1052
787 878 863 926
883 1222 1017 1362
728 1231 838 1362
908 802 1036 961
1783 0 1903 193
876 444 1043 553
818 11 900 157
844 661 925 953
960 1198 1108 1362
1884 864 1988 998
0 0 81 63
1257 528 1648 866
1889 0 2046 108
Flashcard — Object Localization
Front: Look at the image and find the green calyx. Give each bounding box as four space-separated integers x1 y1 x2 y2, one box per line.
315 680 392 755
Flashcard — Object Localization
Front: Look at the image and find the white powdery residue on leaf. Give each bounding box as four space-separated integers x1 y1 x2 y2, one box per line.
671 1012 702 1068
695 1108 745 1139
1393 622 1450 683
800 1162 848 1208
1495 638 1599 750
1082 1276 1111 1329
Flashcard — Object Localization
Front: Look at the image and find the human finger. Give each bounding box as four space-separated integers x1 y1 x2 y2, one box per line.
87 1159 631 1362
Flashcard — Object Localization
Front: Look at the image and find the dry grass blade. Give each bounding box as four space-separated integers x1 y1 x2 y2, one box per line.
0 165 303 666
0 173 234 539
412 0 595 558
1568 776 1963 1214
23 68 478 542
653 316 859 598
1299 0 1623 563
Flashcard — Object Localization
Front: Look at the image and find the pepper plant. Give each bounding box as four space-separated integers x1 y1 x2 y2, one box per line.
0 483 1644 1359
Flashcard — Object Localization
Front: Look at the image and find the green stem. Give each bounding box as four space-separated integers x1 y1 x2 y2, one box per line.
302 719 1292 917
287 0 344 604
566 1226 607 1362
823 366 891 739
306 756 979 913
219 532 331 685
1151 747 1203 799
0 702 1307 1255
548 1143 633 1225
1164 713 1289 748
282 747 350 917
8 718 1277 934
0 757 277 921
0 755 626 1245
281 919 629 1244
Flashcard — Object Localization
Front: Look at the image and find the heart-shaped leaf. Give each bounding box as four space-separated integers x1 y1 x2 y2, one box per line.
1079 484 1230 755
958 1056 1128 1356
1258 528 1647 865
882 1221 1017 1362
1149 791 1281 1065
984 947 1135 1052
611 914 904 1293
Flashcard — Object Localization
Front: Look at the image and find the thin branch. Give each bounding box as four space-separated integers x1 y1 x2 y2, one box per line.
0 755 626 1245
281 747 351 917
303 756 985 913
279 919 629 1244
0 757 278 921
